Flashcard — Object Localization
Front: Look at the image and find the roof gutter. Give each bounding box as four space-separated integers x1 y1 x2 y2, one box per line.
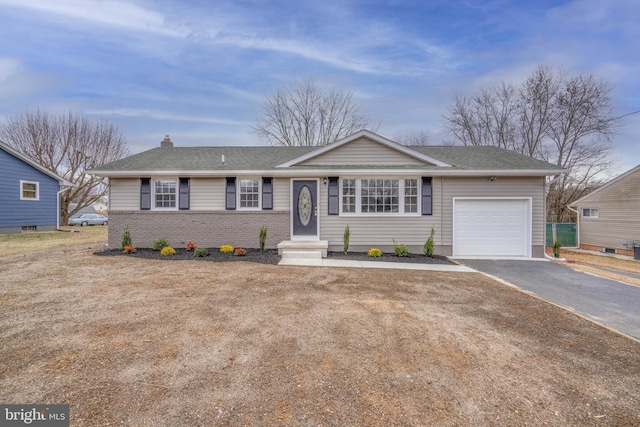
89 168 566 178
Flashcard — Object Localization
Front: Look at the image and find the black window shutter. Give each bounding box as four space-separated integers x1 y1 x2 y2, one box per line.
422 177 432 215
262 177 273 210
328 177 339 215
140 178 151 210
225 177 236 210
179 178 190 210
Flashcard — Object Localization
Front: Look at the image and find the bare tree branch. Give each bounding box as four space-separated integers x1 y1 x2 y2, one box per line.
443 65 624 221
252 78 378 146
0 109 129 223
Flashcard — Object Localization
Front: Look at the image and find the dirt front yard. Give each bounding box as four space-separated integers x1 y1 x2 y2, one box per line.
1 243 639 426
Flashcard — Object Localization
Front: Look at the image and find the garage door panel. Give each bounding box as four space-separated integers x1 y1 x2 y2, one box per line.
454 199 529 257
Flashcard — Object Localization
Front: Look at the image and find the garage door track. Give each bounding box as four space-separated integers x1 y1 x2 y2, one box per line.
460 259 640 340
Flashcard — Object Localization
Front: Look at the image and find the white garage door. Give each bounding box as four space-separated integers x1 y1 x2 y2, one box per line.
454 198 530 257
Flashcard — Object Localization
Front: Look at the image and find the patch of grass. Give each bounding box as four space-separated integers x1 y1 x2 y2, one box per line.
0 226 107 256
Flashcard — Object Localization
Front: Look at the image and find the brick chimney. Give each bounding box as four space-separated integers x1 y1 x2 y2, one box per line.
160 134 173 148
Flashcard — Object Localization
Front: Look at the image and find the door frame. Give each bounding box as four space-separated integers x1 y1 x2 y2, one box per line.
290 178 320 240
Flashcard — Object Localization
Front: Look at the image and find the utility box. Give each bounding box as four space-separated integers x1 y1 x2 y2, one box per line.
635 244 640 261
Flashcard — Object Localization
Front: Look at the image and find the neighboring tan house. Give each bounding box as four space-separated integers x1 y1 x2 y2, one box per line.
0 140 73 234
570 164 640 256
89 130 564 258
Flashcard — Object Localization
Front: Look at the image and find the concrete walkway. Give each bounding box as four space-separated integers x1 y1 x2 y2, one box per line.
278 257 476 272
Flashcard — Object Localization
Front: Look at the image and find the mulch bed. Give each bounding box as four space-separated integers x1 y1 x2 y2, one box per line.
95 248 454 265
95 248 282 264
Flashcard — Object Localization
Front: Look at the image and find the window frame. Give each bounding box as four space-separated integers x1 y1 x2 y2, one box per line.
20 180 39 201
237 177 262 211
339 177 421 216
152 178 178 210
581 207 599 218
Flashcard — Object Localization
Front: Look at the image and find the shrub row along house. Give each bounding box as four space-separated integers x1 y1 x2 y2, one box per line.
89 130 564 258
0 140 73 234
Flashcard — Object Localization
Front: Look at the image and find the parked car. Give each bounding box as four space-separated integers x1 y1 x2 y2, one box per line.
68 214 108 226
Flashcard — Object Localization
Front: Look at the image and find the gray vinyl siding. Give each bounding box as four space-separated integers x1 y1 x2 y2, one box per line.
109 177 290 212
109 178 140 211
441 176 546 252
0 148 60 231
191 178 225 210
299 137 427 166
272 178 290 210
318 177 443 253
576 168 640 249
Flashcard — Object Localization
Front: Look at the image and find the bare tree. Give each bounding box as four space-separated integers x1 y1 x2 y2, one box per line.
253 78 377 146
443 66 623 221
396 130 431 146
0 109 129 223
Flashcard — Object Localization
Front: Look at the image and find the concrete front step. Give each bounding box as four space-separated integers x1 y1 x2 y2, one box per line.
277 240 329 257
280 250 324 259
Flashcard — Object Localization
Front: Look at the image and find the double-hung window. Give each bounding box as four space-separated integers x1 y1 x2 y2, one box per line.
20 180 39 200
239 178 260 209
155 180 176 209
339 178 421 215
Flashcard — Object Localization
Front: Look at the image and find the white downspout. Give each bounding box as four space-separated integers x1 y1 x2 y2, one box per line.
57 186 72 230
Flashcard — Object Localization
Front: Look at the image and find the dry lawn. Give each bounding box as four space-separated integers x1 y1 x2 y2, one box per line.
548 248 640 287
0 226 107 256
1 241 639 426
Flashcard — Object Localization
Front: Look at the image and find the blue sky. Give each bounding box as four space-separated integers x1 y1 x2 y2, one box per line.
1 0 639 172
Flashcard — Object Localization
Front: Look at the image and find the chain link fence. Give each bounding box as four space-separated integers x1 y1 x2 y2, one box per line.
546 223 576 247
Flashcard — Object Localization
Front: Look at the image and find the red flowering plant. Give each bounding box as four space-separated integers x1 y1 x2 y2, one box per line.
123 245 136 254
234 247 247 256
186 241 197 251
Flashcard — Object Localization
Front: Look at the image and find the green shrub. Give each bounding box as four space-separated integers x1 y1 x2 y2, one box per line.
423 227 435 257
161 246 176 256
259 226 268 251
153 237 169 251
220 244 234 253
553 239 562 258
120 225 132 250
368 248 382 257
392 238 410 257
344 225 350 255
194 247 209 257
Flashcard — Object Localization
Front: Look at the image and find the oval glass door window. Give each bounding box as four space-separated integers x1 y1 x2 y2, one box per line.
298 185 312 226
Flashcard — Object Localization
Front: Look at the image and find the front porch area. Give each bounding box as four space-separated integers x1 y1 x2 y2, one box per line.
277 240 329 265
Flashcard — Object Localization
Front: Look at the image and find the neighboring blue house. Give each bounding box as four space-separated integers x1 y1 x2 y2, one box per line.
0 140 73 234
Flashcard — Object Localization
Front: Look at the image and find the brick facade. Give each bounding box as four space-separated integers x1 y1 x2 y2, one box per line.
108 210 290 249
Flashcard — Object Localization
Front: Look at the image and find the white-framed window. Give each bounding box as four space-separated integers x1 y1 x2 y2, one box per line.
404 178 418 213
342 179 356 213
238 178 261 210
20 180 39 200
340 177 419 215
582 208 599 218
154 180 176 209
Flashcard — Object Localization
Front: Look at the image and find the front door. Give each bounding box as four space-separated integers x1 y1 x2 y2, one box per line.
292 180 318 239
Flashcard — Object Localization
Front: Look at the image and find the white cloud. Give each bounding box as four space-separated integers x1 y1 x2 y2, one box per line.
0 0 186 37
85 108 250 127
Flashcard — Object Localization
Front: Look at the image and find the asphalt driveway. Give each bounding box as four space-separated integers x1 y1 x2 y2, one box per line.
460 259 640 340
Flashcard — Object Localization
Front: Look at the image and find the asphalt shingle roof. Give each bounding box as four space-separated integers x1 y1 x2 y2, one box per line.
90 144 562 174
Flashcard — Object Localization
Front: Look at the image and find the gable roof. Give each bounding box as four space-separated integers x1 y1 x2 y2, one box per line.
0 140 74 186
276 130 451 167
89 134 565 177
570 164 640 206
